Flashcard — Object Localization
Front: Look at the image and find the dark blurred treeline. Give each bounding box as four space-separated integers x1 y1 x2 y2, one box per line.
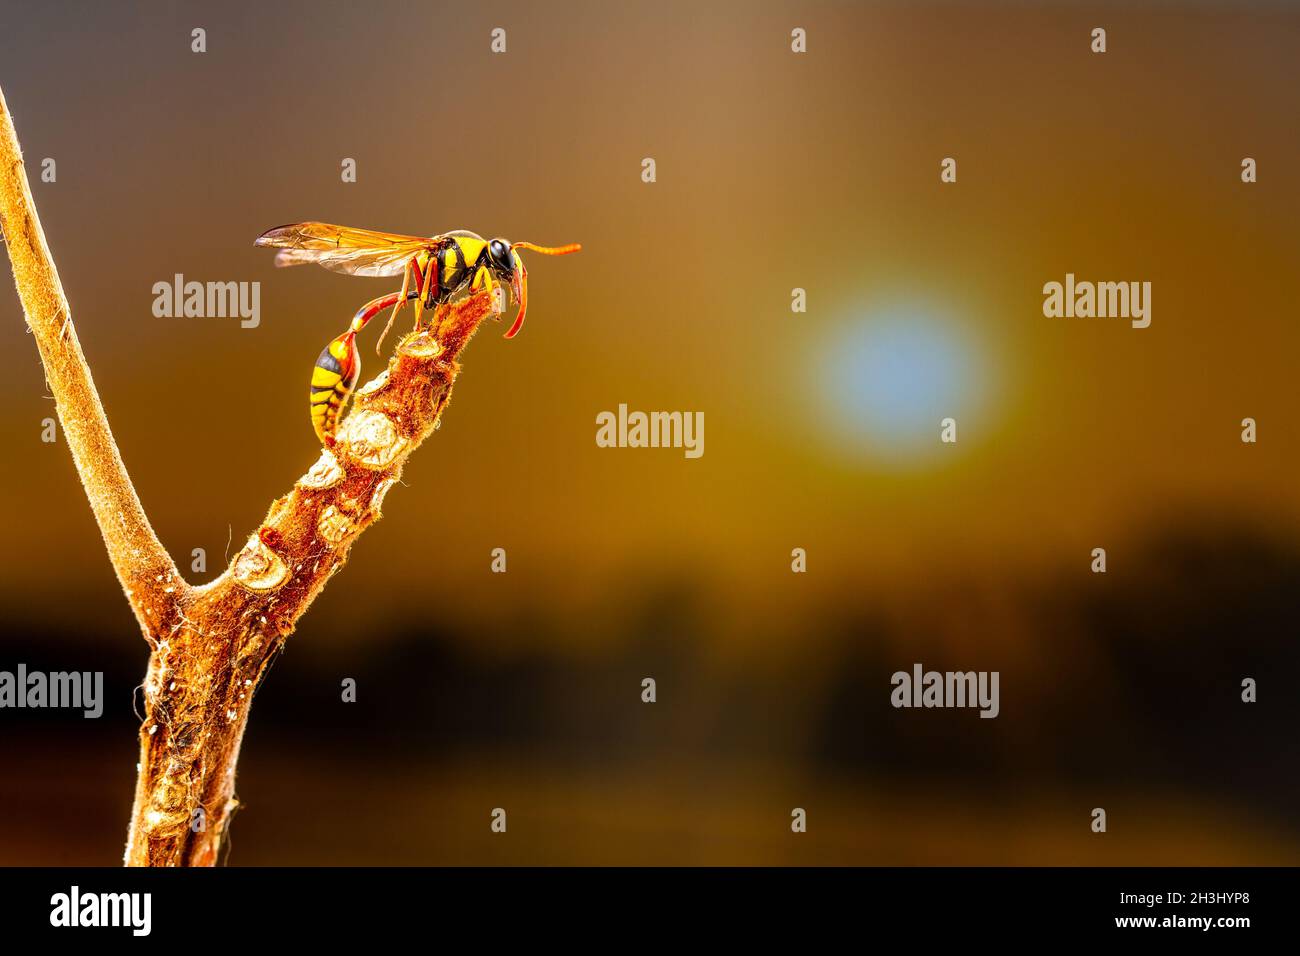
1 515 1296 863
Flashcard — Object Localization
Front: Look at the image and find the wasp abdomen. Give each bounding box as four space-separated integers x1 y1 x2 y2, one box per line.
309 331 360 442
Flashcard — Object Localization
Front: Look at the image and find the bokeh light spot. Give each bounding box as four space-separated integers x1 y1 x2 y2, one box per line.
812 302 989 466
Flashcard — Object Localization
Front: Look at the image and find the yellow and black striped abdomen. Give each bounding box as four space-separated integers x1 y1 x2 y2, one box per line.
309 331 360 442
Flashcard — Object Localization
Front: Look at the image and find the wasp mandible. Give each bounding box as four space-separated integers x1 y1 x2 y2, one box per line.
255 221 581 443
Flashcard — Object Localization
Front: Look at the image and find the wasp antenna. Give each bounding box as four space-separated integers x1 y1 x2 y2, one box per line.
513 241 582 256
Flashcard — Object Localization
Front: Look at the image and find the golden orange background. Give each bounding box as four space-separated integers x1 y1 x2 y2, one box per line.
0 0 1296 864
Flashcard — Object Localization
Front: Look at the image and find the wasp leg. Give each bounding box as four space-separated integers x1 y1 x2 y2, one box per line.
376 256 425 355
374 259 413 355
416 254 438 325
471 263 496 305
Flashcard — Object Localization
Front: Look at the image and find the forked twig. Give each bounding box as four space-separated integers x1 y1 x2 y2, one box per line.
0 83 496 866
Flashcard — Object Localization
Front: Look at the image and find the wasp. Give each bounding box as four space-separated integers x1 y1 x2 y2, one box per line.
255 221 581 443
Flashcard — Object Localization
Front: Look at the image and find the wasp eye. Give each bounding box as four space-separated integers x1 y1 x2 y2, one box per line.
489 239 512 271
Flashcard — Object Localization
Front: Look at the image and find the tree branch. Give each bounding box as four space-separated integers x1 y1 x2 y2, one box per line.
124 293 494 866
2 82 499 865
0 84 185 637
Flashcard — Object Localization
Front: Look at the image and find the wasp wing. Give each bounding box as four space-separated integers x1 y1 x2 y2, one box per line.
255 221 434 278
268 245 425 277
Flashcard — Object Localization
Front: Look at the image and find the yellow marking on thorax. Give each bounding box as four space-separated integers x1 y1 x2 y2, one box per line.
452 237 486 264
443 237 486 290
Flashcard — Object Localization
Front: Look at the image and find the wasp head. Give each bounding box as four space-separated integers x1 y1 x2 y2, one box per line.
487 238 515 279
492 238 582 339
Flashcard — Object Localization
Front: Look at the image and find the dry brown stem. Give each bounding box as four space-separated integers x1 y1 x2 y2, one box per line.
1 84 496 866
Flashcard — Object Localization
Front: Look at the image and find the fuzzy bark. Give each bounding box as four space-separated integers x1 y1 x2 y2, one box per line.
125 300 491 866
0 83 496 866
0 86 185 638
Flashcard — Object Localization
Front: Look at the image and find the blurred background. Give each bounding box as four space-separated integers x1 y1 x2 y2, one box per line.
0 0 1297 864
